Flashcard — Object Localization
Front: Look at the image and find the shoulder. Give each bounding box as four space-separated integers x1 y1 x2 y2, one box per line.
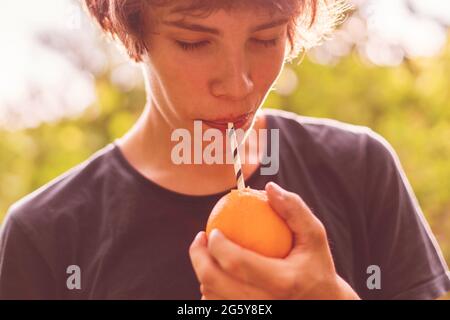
3 143 117 231
263 108 395 163
264 108 371 142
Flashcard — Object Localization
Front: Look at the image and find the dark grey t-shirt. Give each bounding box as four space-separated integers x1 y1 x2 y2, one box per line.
1 109 449 299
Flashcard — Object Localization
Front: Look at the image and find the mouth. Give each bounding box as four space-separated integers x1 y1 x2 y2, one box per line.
202 111 254 130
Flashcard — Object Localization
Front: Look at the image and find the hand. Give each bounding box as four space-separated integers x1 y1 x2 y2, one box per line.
189 182 360 300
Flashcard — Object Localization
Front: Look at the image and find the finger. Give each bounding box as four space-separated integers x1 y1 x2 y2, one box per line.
189 231 209 283
265 182 325 245
202 290 226 300
207 229 294 296
190 231 273 299
201 293 225 300
200 285 226 300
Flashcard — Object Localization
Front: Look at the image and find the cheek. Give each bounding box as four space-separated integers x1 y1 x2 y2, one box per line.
169 63 210 109
250 51 286 91
144 37 212 119
152 50 208 101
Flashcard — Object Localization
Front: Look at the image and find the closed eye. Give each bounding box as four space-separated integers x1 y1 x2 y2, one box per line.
175 40 210 51
175 38 280 52
251 38 279 48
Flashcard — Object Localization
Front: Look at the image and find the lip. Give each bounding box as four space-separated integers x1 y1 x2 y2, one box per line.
203 112 254 130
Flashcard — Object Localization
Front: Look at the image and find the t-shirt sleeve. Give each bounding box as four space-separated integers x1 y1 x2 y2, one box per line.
0 213 57 299
364 131 450 300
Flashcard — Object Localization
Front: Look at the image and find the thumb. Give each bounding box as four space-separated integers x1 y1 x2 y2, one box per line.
265 182 324 245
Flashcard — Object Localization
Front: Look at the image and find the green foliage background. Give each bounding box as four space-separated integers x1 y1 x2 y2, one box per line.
1 43 449 297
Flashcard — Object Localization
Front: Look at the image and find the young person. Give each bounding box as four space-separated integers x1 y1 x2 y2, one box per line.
1 0 449 299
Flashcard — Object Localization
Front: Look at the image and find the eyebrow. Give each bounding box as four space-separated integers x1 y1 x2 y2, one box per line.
162 18 289 35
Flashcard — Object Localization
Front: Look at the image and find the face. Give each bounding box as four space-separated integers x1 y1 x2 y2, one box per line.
141 4 289 133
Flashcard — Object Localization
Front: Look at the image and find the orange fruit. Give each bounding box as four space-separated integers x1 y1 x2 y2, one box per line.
206 187 293 258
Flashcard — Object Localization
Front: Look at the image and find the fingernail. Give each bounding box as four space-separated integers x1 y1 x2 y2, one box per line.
267 182 284 195
194 231 204 243
210 229 223 239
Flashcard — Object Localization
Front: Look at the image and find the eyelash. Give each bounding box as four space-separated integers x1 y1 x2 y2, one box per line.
175 38 279 51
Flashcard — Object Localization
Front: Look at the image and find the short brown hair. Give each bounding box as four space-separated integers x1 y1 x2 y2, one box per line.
83 0 348 62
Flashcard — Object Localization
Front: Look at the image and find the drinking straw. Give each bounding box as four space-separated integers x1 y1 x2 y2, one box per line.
228 122 246 190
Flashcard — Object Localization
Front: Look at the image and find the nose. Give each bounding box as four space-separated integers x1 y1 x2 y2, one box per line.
209 48 254 101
